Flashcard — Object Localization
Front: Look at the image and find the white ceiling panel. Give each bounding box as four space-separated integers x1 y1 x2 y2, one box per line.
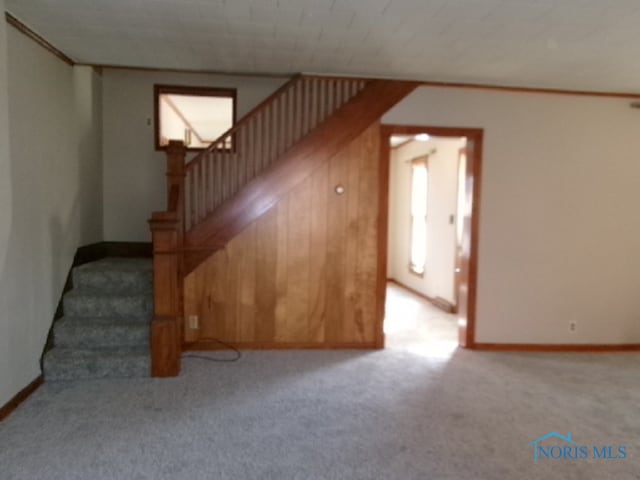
5 0 640 92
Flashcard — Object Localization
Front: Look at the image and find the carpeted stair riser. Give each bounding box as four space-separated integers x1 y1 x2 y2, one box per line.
63 291 153 319
43 258 154 381
72 259 152 293
54 317 150 349
44 347 150 381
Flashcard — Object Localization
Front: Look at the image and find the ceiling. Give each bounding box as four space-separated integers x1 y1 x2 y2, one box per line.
6 0 640 93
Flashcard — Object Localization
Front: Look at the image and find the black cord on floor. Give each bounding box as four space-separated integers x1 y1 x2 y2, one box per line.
182 338 242 362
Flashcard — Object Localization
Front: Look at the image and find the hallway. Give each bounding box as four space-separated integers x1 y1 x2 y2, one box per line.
384 282 458 357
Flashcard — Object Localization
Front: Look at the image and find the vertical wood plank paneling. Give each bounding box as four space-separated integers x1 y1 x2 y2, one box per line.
223 240 239 341
236 222 256 342
308 162 329 342
283 177 312 342
324 142 349 343
255 208 278 341
211 249 228 340
342 133 362 342
183 266 199 343
185 124 381 348
274 202 289 341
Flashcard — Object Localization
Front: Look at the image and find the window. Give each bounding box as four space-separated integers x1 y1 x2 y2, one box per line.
409 155 429 276
154 85 236 150
456 148 467 246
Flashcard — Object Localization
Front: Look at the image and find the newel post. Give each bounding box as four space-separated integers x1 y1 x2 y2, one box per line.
148 140 186 377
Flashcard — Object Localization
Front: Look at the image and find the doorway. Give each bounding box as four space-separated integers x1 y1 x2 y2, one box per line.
377 125 483 349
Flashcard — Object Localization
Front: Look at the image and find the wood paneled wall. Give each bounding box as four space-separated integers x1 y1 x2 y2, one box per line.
183 123 382 348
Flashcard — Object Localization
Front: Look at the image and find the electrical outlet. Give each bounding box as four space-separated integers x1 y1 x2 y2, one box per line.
188 315 199 329
569 321 577 333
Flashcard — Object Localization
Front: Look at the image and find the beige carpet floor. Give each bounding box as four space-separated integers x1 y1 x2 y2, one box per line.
0 285 639 479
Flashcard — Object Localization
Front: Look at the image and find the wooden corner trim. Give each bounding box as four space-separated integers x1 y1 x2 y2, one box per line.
5 13 74 66
0 375 43 422
473 343 640 353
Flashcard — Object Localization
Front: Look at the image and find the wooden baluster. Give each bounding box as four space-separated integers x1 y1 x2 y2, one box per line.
239 127 247 190
331 79 338 114
275 95 282 157
271 98 277 158
283 88 289 150
194 160 200 222
214 150 222 210
254 111 261 175
271 97 279 161
261 107 269 170
342 80 349 107
222 138 231 200
199 157 206 221
221 147 228 202
213 146 219 206
287 84 296 150
301 78 309 136
350 80 358 99
190 166 197 227
183 169 191 231
311 78 319 131
283 89 289 152
281 88 287 151
226 143 233 201
248 116 255 182
205 151 213 215
322 79 329 123
195 164 199 222
328 79 336 116
312 79 318 127
293 80 301 143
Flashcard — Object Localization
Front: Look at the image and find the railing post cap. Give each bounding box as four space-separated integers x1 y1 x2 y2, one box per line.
167 140 186 153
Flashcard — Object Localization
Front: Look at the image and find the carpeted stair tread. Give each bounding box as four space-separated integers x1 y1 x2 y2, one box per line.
54 316 150 349
63 288 153 319
72 257 152 293
44 257 154 382
43 346 150 381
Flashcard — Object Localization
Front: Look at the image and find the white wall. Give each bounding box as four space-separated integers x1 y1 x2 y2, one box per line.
0 24 103 406
384 86 640 344
388 137 463 304
102 69 287 241
0 0 15 408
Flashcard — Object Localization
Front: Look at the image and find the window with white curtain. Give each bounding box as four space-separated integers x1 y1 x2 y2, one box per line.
409 156 428 276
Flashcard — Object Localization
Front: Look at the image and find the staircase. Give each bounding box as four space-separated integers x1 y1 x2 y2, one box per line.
149 74 419 376
43 258 153 381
